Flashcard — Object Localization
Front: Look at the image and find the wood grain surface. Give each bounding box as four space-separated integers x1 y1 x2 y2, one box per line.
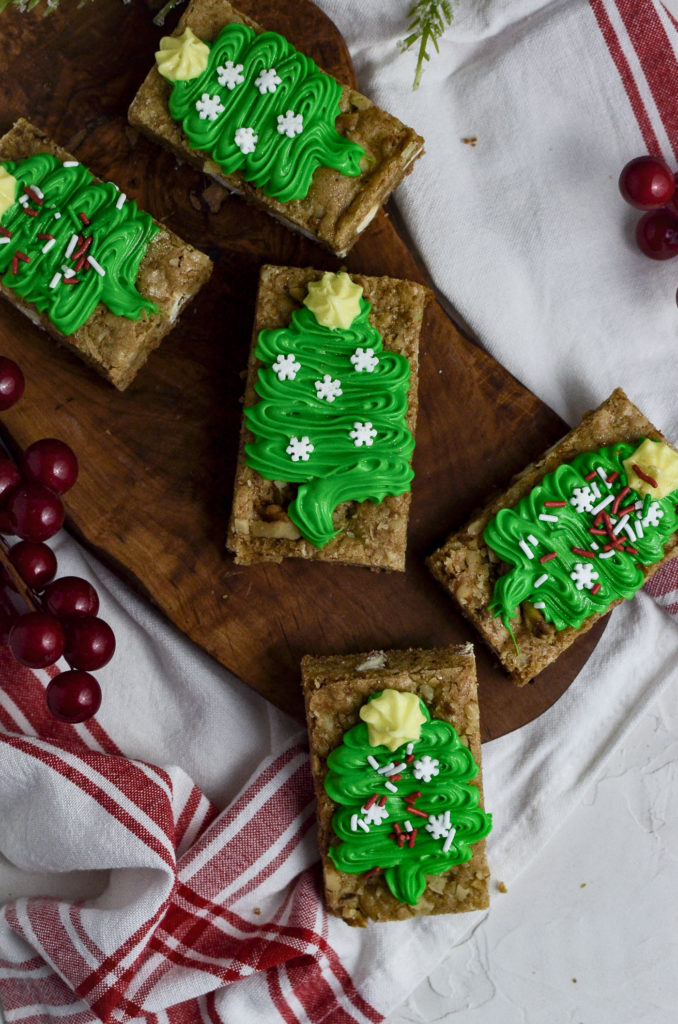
0 0 606 740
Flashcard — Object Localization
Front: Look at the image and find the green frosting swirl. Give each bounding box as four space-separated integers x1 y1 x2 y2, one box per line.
484 441 678 632
244 297 415 548
165 23 365 202
325 697 492 906
0 155 158 336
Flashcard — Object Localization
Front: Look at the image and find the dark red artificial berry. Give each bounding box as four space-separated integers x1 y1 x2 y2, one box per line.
46 670 101 723
22 438 78 495
0 457 21 504
619 155 676 210
64 615 115 671
635 209 678 260
9 611 65 668
9 540 58 590
42 576 99 619
0 357 25 411
5 482 65 541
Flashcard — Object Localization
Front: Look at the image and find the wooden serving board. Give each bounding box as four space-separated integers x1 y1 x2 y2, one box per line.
0 0 606 740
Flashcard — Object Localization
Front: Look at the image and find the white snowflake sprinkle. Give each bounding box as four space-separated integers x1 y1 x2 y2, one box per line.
286 436 314 462
643 502 664 529
234 126 258 154
195 93 225 121
272 353 300 381
350 347 379 373
314 375 343 403
425 811 453 841
349 421 377 447
254 67 282 94
412 755 440 783
361 802 389 826
570 486 595 514
217 60 245 90
277 109 304 138
570 562 599 591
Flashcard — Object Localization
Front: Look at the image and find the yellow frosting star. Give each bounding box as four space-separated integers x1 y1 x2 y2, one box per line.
0 166 18 219
622 439 678 499
303 271 363 330
359 689 427 752
155 26 210 82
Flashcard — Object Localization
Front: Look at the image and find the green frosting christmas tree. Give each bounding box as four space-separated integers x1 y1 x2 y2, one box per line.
0 154 158 336
324 691 492 906
243 273 415 548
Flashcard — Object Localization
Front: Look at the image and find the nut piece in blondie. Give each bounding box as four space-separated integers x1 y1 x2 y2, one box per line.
429 389 678 685
227 265 426 570
0 119 212 390
302 645 492 926
128 0 424 257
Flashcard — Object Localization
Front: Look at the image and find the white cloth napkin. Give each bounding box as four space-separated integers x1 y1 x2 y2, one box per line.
2 0 678 1022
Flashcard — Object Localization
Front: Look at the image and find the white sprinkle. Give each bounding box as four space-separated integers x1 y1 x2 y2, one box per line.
613 514 630 536
403 820 413 833
377 761 396 775
116 192 126 209
591 482 601 499
0 237 10 245
32 185 44 199
533 601 546 610
350 814 358 832
635 500 643 510
539 514 558 523
624 523 637 543
53 211 61 220
18 194 29 206
385 780 398 793
591 494 615 515
590 541 599 550
41 238 56 254
63 160 79 167
65 233 79 259
87 255 105 276
519 539 534 560
534 574 549 588
367 755 380 770
527 534 538 545
49 272 62 289
596 467 609 486
442 828 457 853
357 818 370 833
635 520 644 539
599 550 616 559
406 743 414 756
62 266 75 279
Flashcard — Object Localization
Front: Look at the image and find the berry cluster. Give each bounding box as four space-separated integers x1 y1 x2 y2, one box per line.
0 356 114 724
618 155 678 260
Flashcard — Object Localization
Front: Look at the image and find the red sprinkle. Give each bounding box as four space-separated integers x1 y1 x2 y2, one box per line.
0 226 11 238
405 754 415 764
10 251 30 275
78 212 90 225
603 541 623 552
407 828 418 848
618 504 637 518
539 552 557 563
584 471 597 481
62 277 80 285
589 528 608 536
73 235 92 260
611 485 631 515
378 796 387 807
74 255 87 273
23 186 43 205
364 794 378 810
607 471 619 483
363 866 381 878
407 806 429 820
404 791 422 803
571 547 596 559
591 583 602 595
544 500 567 508
23 207 38 217
624 546 638 554
389 774 402 783
37 232 54 240
632 464 658 489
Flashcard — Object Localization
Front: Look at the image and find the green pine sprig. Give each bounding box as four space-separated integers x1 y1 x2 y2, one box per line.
400 0 455 89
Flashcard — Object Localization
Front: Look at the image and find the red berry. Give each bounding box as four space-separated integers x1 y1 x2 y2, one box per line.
0 457 21 504
46 670 101 723
619 155 676 210
9 611 65 668
5 482 64 541
635 209 678 260
22 438 78 495
64 615 115 670
9 540 58 590
42 576 99 618
0 357 25 411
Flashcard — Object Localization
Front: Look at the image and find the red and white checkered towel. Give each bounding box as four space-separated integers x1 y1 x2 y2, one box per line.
2 2 678 1024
